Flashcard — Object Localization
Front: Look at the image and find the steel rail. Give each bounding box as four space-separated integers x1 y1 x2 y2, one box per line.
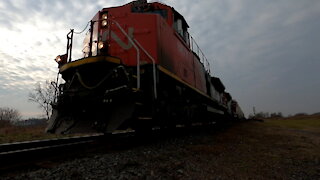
0 134 103 155
0 134 106 173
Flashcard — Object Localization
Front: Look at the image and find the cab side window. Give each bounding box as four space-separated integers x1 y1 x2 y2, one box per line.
173 15 190 45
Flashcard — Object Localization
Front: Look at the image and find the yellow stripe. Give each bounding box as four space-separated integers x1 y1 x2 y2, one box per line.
158 65 215 101
59 56 121 73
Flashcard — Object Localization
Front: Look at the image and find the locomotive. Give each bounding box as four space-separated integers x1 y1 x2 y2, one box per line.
47 0 244 134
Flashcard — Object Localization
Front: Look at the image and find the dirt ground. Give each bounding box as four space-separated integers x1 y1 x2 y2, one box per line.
1 114 320 179
127 115 320 179
182 115 320 179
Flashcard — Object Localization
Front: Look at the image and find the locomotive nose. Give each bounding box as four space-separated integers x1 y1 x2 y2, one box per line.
47 60 139 134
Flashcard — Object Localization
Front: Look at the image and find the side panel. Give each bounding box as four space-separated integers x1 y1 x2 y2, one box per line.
107 9 159 66
158 16 207 94
106 4 208 94
193 56 207 93
210 85 221 102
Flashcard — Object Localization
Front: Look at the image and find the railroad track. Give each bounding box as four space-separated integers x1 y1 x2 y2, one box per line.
0 134 106 172
0 123 228 174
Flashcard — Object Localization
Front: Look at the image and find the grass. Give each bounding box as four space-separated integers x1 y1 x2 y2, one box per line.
0 121 68 144
263 114 320 132
183 114 320 179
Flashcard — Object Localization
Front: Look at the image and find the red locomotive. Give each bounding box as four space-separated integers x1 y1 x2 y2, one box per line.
47 0 244 134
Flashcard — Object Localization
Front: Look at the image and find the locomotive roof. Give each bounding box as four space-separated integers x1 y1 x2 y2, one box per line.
172 8 189 28
211 77 225 93
101 1 189 28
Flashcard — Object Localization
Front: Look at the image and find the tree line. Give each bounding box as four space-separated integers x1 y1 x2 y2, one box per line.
248 111 316 119
248 112 283 119
0 107 21 121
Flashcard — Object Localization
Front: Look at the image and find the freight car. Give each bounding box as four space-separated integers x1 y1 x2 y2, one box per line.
47 0 244 134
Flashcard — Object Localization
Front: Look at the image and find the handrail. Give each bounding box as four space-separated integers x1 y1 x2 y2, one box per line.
190 35 211 75
109 20 141 90
64 19 159 99
133 39 157 99
107 19 157 99
66 29 74 63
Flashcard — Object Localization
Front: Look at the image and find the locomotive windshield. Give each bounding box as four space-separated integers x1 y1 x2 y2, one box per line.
83 22 98 57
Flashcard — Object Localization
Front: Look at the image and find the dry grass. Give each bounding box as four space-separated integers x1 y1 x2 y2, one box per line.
0 121 66 144
183 114 320 179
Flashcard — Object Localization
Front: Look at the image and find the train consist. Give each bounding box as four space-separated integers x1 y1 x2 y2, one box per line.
47 0 244 134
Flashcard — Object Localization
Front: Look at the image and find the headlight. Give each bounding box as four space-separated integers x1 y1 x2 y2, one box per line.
55 55 62 63
54 54 67 65
98 41 105 49
101 20 108 27
101 13 108 27
102 14 108 20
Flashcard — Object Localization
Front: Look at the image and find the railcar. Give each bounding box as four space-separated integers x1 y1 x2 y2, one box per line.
47 0 244 134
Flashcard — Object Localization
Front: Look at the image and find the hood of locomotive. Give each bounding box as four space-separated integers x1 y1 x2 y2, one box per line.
46 56 136 134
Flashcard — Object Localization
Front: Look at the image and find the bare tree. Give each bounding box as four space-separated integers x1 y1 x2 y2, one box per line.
28 80 58 120
0 107 21 121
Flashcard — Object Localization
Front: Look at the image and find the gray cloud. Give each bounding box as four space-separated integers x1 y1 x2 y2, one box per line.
0 0 319 117
165 0 320 115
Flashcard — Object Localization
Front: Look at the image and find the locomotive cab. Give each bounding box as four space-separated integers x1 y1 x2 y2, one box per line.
173 10 190 46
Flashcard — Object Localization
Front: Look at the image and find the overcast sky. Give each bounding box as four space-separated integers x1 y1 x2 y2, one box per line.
0 0 319 118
